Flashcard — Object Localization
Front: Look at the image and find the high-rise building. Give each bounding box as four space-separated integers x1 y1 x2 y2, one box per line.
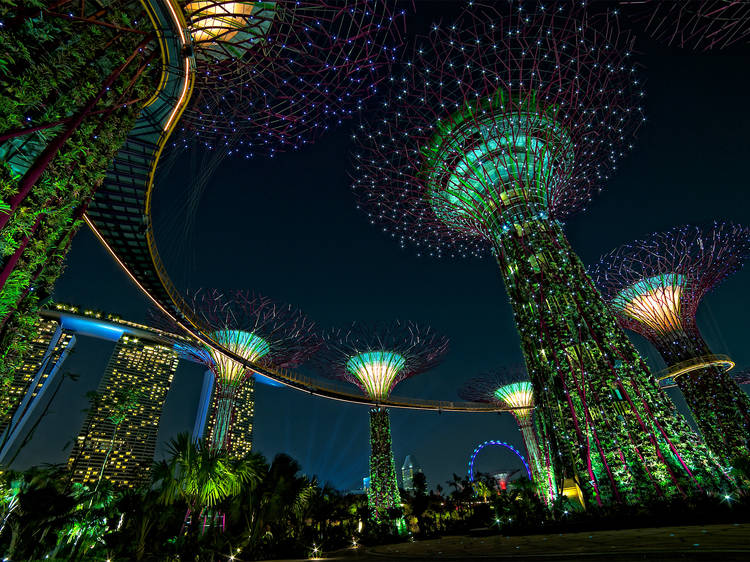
197 375 255 458
0 318 76 464
401 455 423 492
68 334 178 488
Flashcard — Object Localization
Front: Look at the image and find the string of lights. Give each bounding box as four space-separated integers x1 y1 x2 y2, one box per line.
174 0 406 157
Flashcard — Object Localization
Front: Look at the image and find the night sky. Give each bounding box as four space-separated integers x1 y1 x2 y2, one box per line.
13 4 750 493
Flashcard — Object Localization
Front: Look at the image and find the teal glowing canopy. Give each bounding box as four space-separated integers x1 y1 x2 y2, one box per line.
422 91 574 232
208 329 271 385
493 381 534 420
346 350 406 401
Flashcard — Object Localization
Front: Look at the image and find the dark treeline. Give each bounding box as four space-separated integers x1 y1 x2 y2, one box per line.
1 435 749 561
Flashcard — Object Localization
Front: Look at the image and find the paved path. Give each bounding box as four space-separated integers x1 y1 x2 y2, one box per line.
276 523 750 561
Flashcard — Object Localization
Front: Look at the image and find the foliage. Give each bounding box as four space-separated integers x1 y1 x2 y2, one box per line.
1 451 749 560
154 433 262 513
0 1 159 413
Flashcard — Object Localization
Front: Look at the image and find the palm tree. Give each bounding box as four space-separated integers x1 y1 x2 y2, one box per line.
0 465 78 559
472 480 491 503
153 433 263 534
447 473 463 495
227 453 315 555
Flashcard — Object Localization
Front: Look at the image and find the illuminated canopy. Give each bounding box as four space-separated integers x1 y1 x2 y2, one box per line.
493 381 534 420
424 93 574 232
346 351 406 401
184 1 273 60
208 329 270 384
612 274 685 334
316 320 448 399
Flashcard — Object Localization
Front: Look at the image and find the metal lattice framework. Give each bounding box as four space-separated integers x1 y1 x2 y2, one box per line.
351 1 729 507
175 0 405 155
174 289 320 452
621 1 750 50
459 368 534 421
591 223 750 363
316 320 449 401
180 289 321 377
459 367 554 503
591 223 750 467
352 2 644 258
316 320 447 521
81 1 431 412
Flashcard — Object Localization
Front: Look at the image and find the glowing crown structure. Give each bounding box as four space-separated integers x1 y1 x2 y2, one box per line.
176 0 404 156
317 321 448 521
179 289 319 453
352 2 728 505
460 368 554 503
592 223 750 467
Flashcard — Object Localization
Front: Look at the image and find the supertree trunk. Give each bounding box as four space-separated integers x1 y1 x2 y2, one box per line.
655 332 750 469
368 407 401 521
208 383 238 453
517 417 555 504
494 220 727 506
534 414 560 504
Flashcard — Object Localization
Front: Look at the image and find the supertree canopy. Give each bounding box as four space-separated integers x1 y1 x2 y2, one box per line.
620 1 750 51
181 289 319 453
460 368 555 504
591 223 750 469
175 0 405 156
352 2 729 506
316 321 448 521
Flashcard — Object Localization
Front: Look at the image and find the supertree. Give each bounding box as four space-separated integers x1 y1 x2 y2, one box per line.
352 2 729 506
315 321 448 522
0 0 162 416
157 1 405 253
619 1 750 50
493 470 520 492
459 368 555 504
591 223 750 470
174 0 404 156
178 289 320 454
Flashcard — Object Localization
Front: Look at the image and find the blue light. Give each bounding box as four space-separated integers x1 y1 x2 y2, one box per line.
254 373 284 388
468 440 532 482
59 315 125 342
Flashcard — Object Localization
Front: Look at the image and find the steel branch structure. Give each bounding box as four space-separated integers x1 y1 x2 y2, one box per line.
592 223 750 468
352 2 728 506
316 321 448 522
78 2 420 413
176 289 320 453
621 1 750 50
175 0 405 156
460 367 554 503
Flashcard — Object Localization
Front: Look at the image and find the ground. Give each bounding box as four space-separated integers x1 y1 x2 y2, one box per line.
279 523 750 561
